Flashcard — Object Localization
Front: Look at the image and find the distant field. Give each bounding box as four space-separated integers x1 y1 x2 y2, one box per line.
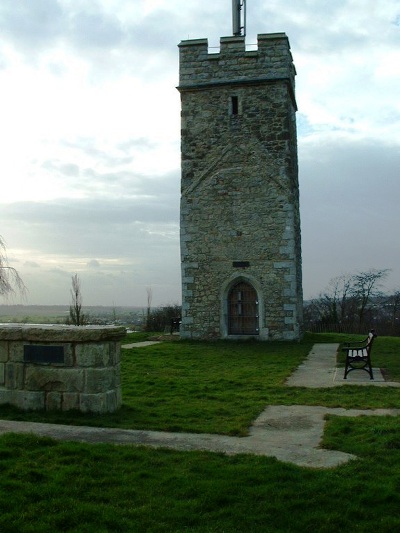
0 304 144 324
0 305 67 323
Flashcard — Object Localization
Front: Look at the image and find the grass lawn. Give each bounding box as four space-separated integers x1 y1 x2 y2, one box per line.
0 332 400 531
1 332 399 434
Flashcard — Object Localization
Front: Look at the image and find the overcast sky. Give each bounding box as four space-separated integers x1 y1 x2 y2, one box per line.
0 0 399 307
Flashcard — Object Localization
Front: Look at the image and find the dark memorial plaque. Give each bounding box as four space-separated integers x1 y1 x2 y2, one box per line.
232 261 250 268
24 345 65 364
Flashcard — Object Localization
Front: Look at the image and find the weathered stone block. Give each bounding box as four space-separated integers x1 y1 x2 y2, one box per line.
112 343 120 365
5 362 24 389
80 393 107 414
0 363 4 385
114 363 121 386
0 342 8 362
116 387 122 407
12 390 45 411
8 342 24 362
24 367 84 392
46 391 62 411
106 390 121 412
62 392 80 412
0 388 12 405
75 342 112 367
84 368 116 394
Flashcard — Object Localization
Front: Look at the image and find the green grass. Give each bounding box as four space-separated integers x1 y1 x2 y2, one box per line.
1 426 400 532
0 333 400 531
0 333 399 434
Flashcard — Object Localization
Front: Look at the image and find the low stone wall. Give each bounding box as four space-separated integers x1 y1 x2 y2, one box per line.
0 324 126 413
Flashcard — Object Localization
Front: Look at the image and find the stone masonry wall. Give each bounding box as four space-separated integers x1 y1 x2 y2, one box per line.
0 324 125 413
178 33 303 340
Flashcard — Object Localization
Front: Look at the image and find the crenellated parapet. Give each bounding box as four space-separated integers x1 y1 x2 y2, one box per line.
178 33 296 106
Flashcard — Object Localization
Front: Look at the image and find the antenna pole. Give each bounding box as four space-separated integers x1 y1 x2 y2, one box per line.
232 0 246 37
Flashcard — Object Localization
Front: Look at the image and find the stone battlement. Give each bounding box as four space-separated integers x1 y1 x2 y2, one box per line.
178 33 296 93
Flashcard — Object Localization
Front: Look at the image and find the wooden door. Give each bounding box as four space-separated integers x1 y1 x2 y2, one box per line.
228 282 259 335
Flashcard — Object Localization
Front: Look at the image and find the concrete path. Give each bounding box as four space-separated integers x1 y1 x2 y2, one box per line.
121 341 161 349
1 343 399 468
1 404 398 468
286 343 400 388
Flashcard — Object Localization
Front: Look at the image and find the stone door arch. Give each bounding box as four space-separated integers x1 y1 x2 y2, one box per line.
227 281 259 335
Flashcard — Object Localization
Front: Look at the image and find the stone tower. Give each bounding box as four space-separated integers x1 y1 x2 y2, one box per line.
177 33 303 340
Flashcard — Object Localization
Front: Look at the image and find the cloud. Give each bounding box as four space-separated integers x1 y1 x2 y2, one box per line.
87 259 101 268
0 0 399 306
0 0 186 81
300 136 400 296
68 10 125 51
1 195 179 252
0 0 65 53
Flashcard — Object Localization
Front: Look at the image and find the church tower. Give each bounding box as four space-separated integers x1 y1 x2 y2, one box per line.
178 8 303 340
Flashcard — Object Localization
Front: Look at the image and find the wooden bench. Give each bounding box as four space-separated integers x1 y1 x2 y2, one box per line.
170 317 181 334
342 330 377 380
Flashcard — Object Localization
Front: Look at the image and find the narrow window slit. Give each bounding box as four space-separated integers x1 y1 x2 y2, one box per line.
231 96 239 115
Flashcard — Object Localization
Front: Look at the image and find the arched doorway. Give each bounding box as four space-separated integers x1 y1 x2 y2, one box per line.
228 281 259 335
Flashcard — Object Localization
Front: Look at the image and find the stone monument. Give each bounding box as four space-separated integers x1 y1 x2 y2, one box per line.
0 324 125 413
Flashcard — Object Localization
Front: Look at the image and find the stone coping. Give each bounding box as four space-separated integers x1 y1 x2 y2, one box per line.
0 324 126 342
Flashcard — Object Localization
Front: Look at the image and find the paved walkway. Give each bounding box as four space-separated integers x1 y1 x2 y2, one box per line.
286 343 400 388
1 343 399 468
1 404 398 469
122 341 161 349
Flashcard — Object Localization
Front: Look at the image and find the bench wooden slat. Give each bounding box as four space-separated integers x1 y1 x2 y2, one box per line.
342 330 376 380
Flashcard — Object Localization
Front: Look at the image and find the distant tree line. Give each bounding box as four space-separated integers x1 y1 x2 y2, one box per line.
145 304 181 333
304 268 400 335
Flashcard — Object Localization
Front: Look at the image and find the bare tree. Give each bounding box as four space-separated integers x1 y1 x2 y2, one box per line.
146 287 153 330
0 235 26 299
335 274 355 323
351 268 389 325
386 289 400 329
305 268 390 332
68 273 86 326
308 273 355 325
112 301 118 323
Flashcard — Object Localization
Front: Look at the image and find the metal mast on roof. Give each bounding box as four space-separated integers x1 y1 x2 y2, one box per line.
232 0 246 36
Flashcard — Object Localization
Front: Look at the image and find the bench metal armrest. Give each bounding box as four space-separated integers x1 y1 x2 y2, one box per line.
343 337 368 348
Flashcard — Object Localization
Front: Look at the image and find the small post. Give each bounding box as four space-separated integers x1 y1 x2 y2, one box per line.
232 0 246 36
